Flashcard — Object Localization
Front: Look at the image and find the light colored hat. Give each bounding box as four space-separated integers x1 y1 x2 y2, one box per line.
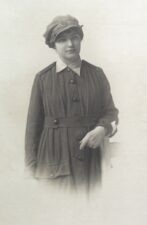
43 15 83 48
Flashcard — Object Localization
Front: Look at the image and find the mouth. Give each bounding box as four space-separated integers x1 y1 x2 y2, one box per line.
66 49 76 53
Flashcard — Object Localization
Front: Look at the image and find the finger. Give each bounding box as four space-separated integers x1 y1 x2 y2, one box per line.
88 137 100 149
87 141 95 149
79 140 87 150
79 135 89 150
90 140 101 149
91 144 98 149
79 131 92 150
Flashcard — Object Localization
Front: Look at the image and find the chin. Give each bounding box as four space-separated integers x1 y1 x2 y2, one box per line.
65 53 77 59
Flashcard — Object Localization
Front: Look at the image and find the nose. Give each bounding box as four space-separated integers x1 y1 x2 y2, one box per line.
67 38 73 46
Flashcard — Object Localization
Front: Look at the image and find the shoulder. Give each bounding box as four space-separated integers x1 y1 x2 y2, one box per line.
36 62 56 80
82 60 104 74
83 60 110 87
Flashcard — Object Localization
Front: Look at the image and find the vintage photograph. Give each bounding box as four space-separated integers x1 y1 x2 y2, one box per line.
1 0 147 225
25 14 119 192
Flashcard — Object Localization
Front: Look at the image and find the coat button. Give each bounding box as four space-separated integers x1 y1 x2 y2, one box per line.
69 79 76 84
72 97 79 102
53 119 58 124
76 155 84 161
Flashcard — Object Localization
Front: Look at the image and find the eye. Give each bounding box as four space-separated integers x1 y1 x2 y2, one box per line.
72 35 81 40
56 37 67 43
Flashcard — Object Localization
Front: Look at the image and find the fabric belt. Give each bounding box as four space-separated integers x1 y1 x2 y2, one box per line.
44 116 98 128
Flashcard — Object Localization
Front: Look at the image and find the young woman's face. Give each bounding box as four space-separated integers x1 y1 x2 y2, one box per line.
54 30 82 61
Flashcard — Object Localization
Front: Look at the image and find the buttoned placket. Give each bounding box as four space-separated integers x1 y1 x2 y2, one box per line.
55 64 86 162
67 67 80 104
66 67 85 161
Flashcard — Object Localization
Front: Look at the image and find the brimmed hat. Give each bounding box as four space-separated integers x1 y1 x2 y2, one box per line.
43 15 83 48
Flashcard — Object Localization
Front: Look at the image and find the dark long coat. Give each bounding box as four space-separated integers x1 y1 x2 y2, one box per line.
25 60 118 189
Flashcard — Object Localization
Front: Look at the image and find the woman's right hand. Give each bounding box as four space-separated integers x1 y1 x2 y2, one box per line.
79 126 106 150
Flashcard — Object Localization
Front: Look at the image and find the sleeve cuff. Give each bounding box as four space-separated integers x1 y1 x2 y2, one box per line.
96 120 117 137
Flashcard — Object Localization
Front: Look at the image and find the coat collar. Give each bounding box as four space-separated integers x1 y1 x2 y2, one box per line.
56 57 81 76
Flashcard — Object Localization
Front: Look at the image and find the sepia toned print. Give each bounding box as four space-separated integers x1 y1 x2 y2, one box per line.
25 15 119 192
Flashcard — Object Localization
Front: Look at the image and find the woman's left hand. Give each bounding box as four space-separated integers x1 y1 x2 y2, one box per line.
79 126 106 150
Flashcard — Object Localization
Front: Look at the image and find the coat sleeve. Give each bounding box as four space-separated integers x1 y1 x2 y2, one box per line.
25 73 44 174
96 68 119 137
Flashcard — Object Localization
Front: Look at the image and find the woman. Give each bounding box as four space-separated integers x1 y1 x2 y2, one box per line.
25 15 119 192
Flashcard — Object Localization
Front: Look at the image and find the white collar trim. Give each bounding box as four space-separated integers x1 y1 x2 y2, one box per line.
56 58 81 76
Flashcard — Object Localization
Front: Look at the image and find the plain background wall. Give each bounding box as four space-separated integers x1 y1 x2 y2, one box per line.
1 0 147 225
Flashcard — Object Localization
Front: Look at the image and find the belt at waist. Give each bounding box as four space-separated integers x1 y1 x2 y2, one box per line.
44 116 98 128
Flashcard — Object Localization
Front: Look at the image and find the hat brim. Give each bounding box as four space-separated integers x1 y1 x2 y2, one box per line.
52 25 83 43
55 25 83 37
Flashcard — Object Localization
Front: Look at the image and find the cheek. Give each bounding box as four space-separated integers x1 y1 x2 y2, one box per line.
75 40 81 48
75 42 81 52
55 45 64 55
